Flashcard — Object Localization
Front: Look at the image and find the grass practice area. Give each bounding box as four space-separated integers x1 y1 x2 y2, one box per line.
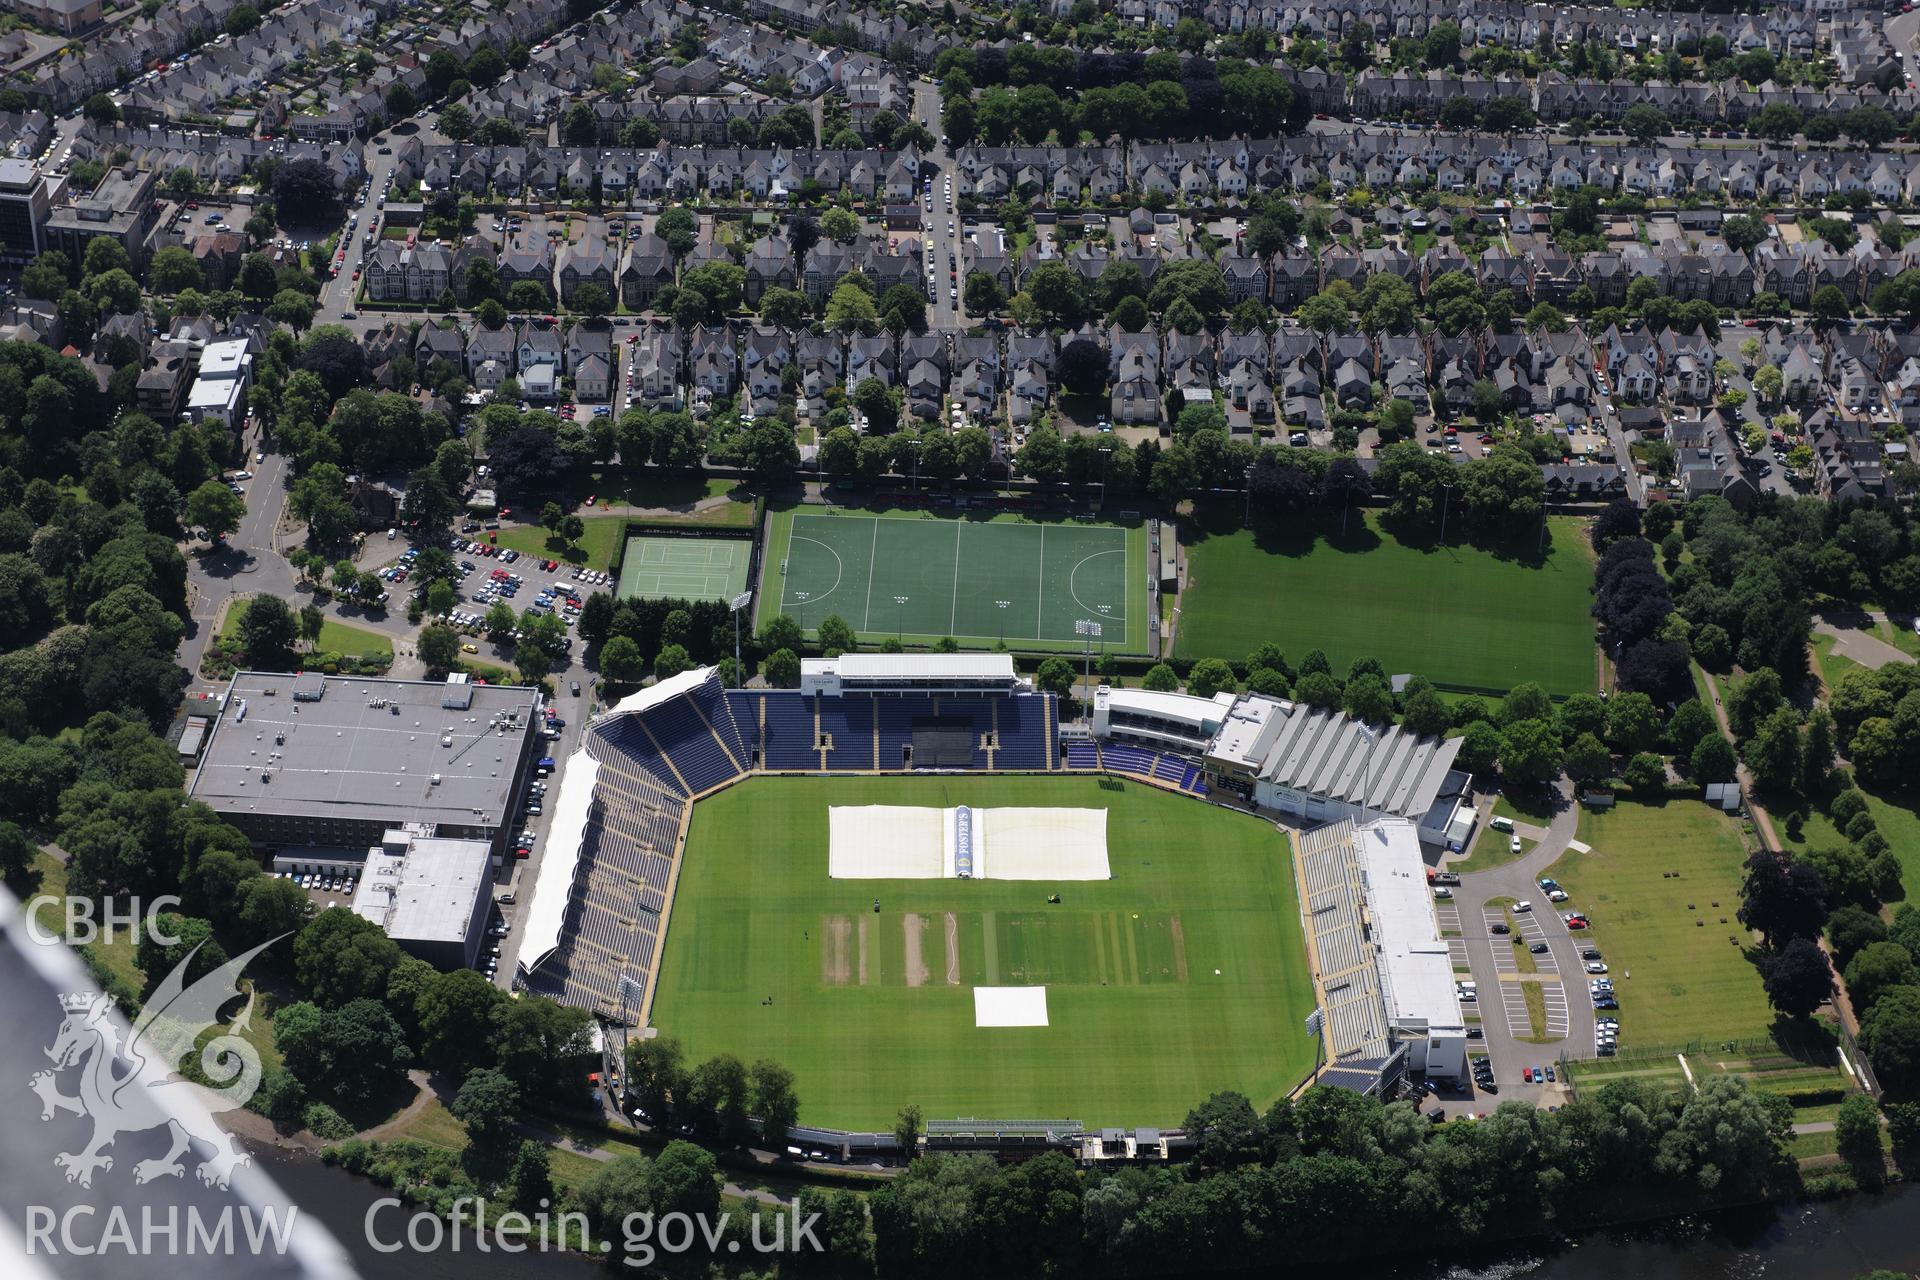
650 775 1318 1129
615 533 753 603
761 507 1148 652
1176 512 1597 696
220 605 393 658
493 516 629 571
1549 798 1774 1049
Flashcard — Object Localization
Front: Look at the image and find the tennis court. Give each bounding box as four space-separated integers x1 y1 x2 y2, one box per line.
761 508 1148 652
617 533 753 603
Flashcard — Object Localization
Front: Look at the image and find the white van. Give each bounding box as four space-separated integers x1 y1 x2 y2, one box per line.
1490 816 1515 833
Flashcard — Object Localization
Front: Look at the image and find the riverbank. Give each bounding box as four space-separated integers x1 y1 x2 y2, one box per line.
244 1136 1920 1280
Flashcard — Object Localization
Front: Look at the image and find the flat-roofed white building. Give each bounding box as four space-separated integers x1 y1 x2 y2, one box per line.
801 652 1023 696
350 826 495 970
1352 819 1468 1080
1090 685 1237 754
1295 817 1466 1093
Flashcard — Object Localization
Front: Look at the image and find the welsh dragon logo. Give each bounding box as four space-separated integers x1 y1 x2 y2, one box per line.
29 936 283 1190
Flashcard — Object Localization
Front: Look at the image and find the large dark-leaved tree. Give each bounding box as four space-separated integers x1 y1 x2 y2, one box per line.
489 426 572 497
1737 848 1828 948
296 335 370 401
1761 936 1832 1019
272 157 340 219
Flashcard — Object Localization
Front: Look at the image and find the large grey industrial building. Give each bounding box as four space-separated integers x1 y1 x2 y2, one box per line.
188 671 543 860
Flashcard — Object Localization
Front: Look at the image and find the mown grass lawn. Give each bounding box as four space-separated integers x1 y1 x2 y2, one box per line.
1550 798 1775 1050
220 607 392 658
652 775 1318 1129
1176 511 1597 696
492 516 628 570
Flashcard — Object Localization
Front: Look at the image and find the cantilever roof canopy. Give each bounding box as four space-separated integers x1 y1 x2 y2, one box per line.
518 750 599 975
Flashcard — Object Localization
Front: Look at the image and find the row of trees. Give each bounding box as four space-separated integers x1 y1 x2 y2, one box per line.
934 48 1298 147
868 1077 1792 1277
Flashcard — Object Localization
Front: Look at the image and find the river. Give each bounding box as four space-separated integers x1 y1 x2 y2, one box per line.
252 1142 1920 1280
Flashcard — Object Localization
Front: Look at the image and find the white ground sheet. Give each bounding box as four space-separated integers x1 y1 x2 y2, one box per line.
974 986 1050 1027
827 806 1110 880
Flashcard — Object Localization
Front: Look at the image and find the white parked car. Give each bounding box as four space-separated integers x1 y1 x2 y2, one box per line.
1514 900 1532 913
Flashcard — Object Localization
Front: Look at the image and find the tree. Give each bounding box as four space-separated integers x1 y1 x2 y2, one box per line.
148 246 204 294
1863 985 1920 1097
277 998 412 1105
894 1104 923 1156
1622 103 1670 143
1141 663 1179 693
1830 905 1890 968
794 615 851 661
599 634 646 685
135 914 229 997
1688 731 1739 783
1738 849 1829 948
186 479 247 543
1566 732 1611 780
1834 1092 1883 1172
764 648 800 687
1812 285 1851 322
1187 658 1235 699
1845 942 1918 1016
416 622 462 674
440 1063 519 1160
824 281 878 333
272 158 339 218
236 594 300 671
1034 656 1075 699
750 1058 799 1149
508 1141 554 1214
1500 719 1564 785
417 968 507 1077
1183 1091 1263 1173
1762 936 1832 1019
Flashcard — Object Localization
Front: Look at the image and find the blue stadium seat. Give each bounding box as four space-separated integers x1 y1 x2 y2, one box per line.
1064 741 1101 769
820 696 875 770
762 693 820 770
993 694 1052 770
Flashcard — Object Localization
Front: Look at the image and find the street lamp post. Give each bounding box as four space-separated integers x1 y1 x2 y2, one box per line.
1438 482 1456 545
1099 443 1113 510
1243 463 1256 527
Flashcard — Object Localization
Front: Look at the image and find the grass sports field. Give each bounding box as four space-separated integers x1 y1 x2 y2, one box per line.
616 534 753 603
1549 798 1774 1049
759 507 1148 652
1176 512 1597 696
649 775 1318 1129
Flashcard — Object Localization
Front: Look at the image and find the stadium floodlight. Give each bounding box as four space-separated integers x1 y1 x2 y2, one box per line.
729 593 753 685
1075 619 1103 723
